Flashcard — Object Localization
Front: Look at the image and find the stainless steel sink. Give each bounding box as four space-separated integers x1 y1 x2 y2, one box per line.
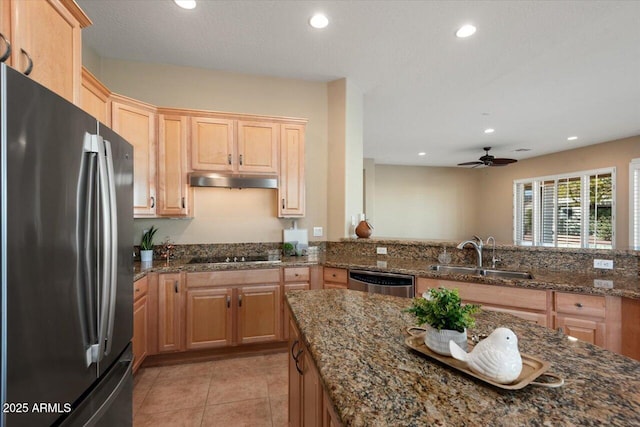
429 265 482 275
429 265 533 280
480 269 534 280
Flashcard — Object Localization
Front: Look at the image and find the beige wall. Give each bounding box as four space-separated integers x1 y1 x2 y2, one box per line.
327 79 364 240
369 135 639 247
95 58 328 245
371 164 480 240
478 135 640 248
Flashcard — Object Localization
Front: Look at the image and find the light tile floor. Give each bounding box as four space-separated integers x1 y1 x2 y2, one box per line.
133 352 288 427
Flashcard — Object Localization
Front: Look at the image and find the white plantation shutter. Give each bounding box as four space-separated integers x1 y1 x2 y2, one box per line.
631 159 640 249
514 168 615 249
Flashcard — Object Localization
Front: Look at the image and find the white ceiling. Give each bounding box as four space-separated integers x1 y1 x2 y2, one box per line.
78 0 640 167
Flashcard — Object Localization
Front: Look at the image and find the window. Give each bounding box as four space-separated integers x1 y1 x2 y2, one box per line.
514 168 615 249
631 159 640 250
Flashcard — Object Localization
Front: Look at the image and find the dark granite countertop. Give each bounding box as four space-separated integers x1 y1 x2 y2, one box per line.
286 289 640 426
132 254 640 299
322 255 640 299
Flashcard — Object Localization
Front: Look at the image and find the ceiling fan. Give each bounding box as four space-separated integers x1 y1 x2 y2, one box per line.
457 147 518 167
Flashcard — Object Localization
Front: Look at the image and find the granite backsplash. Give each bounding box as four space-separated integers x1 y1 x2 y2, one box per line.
326 238 639 278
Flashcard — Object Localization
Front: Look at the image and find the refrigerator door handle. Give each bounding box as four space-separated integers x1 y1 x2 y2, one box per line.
86 134 112 364
103 139 119 356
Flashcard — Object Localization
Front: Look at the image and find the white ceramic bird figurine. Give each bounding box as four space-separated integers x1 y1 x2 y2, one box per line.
449 327 523 384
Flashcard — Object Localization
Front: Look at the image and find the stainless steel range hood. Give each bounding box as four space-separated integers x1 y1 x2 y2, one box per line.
189 173 278 189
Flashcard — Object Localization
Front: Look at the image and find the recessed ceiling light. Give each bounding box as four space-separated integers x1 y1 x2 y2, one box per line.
418 152 427 156
309 13 329 29
456 24 476 38
174 0 196 9
567 136 578 141
484 128 495 134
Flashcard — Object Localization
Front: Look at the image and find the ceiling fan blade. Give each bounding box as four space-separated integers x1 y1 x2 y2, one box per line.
457 161 483 166
491 158 518 165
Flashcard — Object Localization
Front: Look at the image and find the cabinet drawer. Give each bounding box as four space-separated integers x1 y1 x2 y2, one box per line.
421 279 547 311
555 292 605 318
187 269 280 288
284 267 310 282
134 276 149 300
323 267 347 284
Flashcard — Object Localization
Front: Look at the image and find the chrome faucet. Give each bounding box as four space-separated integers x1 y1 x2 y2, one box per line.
456 235 484 268
485 236 500 269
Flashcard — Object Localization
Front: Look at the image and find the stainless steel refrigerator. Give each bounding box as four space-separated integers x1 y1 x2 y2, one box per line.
0 64 134 426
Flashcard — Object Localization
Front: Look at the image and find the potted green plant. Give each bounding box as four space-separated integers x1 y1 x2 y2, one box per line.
406 287 480 356
139 226 158 263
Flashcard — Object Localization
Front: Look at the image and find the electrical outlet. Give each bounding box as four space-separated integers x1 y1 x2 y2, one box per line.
593 259 614 269
313 227 323 237
376 247 387 255
593 279 614 289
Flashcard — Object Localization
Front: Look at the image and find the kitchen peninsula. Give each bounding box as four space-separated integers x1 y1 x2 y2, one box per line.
286 289 640 426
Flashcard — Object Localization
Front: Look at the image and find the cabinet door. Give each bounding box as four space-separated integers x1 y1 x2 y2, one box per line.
283 283 309 340
186 288 233 349
237 284 281 344
279 124 305 217
237 121 279 174
157 273 184 353
301 341 323 427
80 67 110 125
190 116 235 172
288 317 303 427
132 295 148 373
555 314 605 346
112 98 157 217
10 0 86 103
158 114 191 216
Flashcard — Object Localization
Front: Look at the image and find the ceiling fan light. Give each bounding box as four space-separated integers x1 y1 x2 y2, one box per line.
484 128 495 134
456 24 476 38
309 13 329 29
174 0 196 9
567 136 578 141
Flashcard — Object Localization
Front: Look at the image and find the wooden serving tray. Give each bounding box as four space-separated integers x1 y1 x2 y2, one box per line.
404 334 564 390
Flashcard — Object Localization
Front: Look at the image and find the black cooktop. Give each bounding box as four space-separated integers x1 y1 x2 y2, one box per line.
187 255 280 264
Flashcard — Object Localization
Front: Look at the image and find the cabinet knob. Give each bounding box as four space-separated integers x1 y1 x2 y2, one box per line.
0 33 11 63
174 280 179 293
282 198 285 209
228 154 232 165
239 154 243 165
20 48 33 76
181 197 186 209
150 196 155 208
238 295 242 307
226 295 231 308
575 302 583 308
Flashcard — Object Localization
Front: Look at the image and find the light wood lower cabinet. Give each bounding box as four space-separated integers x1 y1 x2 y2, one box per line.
184 269 282 349
283 267 310 340
323 267 348 290
132 276 149 373
418 278 550 327
288 307 342 427
186 287 233 349
157 273 184 353
553 292 614 349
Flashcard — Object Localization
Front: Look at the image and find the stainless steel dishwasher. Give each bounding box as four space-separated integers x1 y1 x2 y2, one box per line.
348 270 415 298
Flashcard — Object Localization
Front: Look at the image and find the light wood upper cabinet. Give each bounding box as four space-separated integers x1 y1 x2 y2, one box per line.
279 124 306 217
80 67 110 125
237 121 279 174
111 95 157 217
158 113 192 216
1 0 91 104
190 116 235 172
